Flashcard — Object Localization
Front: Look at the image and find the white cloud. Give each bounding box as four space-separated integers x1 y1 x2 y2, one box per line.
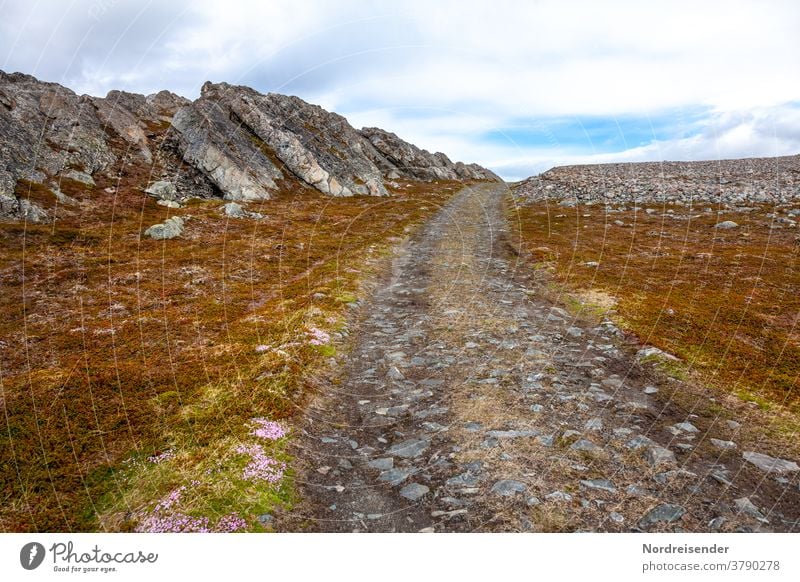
1 0 798 179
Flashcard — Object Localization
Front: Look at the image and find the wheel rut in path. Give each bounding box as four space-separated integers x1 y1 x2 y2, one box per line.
288 182 800 532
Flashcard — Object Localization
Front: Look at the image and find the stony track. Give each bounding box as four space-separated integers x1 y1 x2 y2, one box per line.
288 183 800 532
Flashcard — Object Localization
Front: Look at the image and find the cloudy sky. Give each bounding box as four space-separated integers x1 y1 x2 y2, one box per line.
2 0 799 179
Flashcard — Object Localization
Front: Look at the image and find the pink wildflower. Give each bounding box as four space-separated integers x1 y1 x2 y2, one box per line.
249 418 286 440
235 443 286 483
147 449 175 464
154 486 185 512
136 512 210 533
306 326 330 346
215 513 248 532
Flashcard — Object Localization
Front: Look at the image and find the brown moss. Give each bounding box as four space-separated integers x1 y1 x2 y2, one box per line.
510 200 800 411
0 173 457 532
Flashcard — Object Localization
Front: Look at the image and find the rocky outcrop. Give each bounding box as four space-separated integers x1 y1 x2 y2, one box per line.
513 155 800 206
89 90 187 164
171 96 282 201
207 83 389 197
360 127 502 182
0 71 113 221
0 69 499 222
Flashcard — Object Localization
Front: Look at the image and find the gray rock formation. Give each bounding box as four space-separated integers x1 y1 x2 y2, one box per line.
0 69 499 222
360 127 501 182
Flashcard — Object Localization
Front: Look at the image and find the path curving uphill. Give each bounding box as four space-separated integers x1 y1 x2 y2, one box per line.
289 183 800 532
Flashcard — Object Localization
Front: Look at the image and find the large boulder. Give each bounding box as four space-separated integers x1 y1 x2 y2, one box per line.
144 181 179 201
144 216 185 240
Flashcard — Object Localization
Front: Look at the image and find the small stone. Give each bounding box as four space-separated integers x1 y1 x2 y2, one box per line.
446 472 480 487
464 421 483 432
526 496 541 506
571 439 602 453
400 483 430 501
601 377 623 389
530 404 544 413
646 446 676 467
726 420 741 430
637 346 678 361
257 513 274 525
145 180 178 200
222 201 246 217
387 438 430 458
431 509 468 518
545 491 573 502
715 220 739 229
418 527 435 533
566 326 583 338
644 386 659 394
710 471 734 487
609 512 625 523
580 479 617 493
368 457 394 470
626 484 648 496
491 480 527 497
385 405 409 416
710 438 737 450
585 417 603 431
640 504 685 527
486 429 539 439
387 366 405 380
742 451 800 474
734 497 769 523
422 422 446 432
377 468 411 485
708 517 727 530
626 435 656 450
316 466 331 475
674 422 699 433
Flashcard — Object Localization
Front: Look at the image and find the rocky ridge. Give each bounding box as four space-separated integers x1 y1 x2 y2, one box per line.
514 155 800 207
0 70 499 222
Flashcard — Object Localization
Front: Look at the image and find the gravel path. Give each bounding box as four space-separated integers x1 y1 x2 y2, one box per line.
288 183 800 532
